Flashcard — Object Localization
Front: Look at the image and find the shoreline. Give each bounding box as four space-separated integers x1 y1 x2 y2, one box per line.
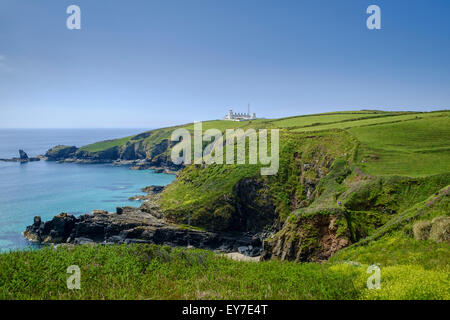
0 150 180 252
0 151 180 175
22 184 264 258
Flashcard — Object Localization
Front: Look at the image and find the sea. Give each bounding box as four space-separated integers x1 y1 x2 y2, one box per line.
0 129 176 252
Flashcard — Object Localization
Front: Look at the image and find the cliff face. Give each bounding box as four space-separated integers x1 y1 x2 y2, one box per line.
74 141 148 162
158 128 448 262
45 145 79 160
37 113 450 262
44 135 182 171
175 177 277 233
158 131 357 259
231 178 277 232
261 210 351 262
260 174 450 262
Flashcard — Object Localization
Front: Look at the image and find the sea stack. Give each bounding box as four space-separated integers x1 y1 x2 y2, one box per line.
19 150 29 160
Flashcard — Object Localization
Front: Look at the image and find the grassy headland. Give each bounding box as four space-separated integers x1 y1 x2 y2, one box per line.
1 109 449 299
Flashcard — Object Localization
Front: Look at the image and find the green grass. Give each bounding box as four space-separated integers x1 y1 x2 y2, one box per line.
341 175 449 215
1 244 447 300
328 230 450 299
330 262 449 300
183 119 269 132
292 113 414 132
271 111 401 129
0 245 361 300
350 115 450 176
357 264 449 300
80 135 136 152
352 185 449 244
330 231 450 270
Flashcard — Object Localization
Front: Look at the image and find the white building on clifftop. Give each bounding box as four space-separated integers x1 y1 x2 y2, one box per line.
224 104 256 121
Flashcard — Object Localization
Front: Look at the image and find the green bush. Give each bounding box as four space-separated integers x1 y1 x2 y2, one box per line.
413 220 432 240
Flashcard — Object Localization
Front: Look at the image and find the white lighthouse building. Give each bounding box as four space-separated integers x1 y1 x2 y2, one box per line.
224 104 256 121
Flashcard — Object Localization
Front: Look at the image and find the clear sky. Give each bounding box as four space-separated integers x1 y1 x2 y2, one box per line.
1 0 449 128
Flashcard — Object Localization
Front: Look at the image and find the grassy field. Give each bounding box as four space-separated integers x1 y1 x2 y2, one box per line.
77 110 449 177
349 115 450 176
291 113 417 132
79 135 137 152
0 245 358 300
270 111 404 129
1 244 448 300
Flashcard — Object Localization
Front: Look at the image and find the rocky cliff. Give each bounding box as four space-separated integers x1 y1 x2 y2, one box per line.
24 186 263 256
261 210 351 262
44 136 183 172
29 115 450 263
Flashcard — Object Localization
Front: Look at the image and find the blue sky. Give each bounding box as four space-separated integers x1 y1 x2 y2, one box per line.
1 0 449 128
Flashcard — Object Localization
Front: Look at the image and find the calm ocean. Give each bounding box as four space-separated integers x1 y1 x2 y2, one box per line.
0 129 176 251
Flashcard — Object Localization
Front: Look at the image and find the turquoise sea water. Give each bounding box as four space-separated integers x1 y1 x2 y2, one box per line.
0 129 176 251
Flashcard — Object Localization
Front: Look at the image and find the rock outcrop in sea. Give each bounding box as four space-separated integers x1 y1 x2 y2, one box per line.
19 149 29 160
24 186 263 256
0 150 41 163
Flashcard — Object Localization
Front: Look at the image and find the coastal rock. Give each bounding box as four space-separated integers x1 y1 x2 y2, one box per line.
73 237 95 245
126 185 164 201
19 150 29 160
0 150 40 163
43 135 184 173
130 162 182 173
127 185 166 219
142 185 164 194
93 210 109 215
25 213 76 243
237 245 261 257
24 216 44 241
149 139 172 158
261 210 351 262
24 186 261 254
231 178 276 232
45 145 78 160
73 147 119 162
24 207 260 253
120 141 147 160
